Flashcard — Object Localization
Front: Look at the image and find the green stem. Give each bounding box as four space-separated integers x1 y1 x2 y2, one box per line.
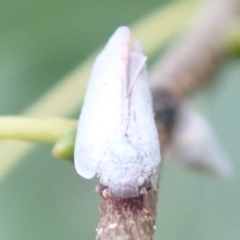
0 116 76 143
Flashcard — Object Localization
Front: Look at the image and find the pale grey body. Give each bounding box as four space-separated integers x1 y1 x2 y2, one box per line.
99 136 153 198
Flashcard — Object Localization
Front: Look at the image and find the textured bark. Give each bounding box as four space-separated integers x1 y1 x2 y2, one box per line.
96 1 240 239
96 191 157 240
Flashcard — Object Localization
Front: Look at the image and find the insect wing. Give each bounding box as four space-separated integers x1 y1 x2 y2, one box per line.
128 42 161 179
74 27 130 178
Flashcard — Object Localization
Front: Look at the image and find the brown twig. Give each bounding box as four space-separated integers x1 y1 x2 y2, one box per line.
150 0 240 98
96 191 157 240
96 1 239 239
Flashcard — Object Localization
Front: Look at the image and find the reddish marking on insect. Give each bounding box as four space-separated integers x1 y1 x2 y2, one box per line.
134 111 136 122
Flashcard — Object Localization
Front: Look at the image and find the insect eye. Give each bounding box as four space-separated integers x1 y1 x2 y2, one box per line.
137 176 145 187
100 175 110 186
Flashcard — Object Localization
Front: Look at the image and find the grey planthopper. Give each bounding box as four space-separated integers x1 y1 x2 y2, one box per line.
74 26 161 199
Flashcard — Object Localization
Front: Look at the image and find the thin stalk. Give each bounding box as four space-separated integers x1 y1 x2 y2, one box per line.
0 117 76 143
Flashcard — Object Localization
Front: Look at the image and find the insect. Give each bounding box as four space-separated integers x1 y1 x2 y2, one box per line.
74 26 161 199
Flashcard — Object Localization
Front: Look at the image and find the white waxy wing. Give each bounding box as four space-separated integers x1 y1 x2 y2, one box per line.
127 42 161 181
74 27 130 179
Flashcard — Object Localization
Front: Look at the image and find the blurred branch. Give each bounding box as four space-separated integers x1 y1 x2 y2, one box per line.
225 20 240 57
150 0 240 98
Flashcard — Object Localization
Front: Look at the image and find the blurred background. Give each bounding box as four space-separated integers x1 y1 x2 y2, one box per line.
0 0 240 239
